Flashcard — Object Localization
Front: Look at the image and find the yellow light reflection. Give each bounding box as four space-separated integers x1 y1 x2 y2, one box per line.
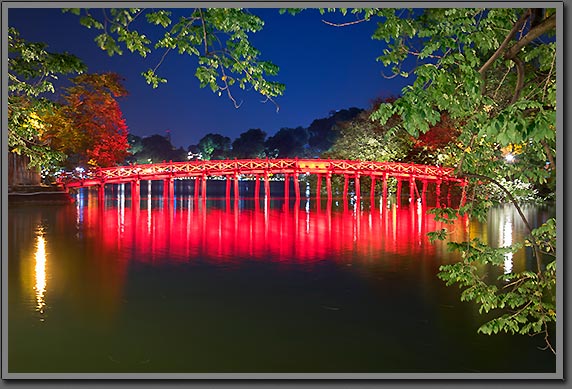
34 232 47 314
501 214 513 274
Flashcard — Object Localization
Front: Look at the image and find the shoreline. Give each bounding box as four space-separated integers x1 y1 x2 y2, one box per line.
8 185 74 205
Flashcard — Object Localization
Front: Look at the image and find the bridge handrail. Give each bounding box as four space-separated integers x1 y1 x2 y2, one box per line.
57 158 462 186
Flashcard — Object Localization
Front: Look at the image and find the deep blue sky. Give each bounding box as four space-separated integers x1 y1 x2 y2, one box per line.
8 7 413 149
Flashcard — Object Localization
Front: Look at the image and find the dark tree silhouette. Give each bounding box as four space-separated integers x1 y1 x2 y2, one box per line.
231 128 267 159
265 127 309 158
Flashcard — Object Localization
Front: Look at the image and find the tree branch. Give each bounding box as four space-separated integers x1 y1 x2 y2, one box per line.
540 139 555 168
509 56 525 104
454 133 476 176
198 8 208 55
321 18 369 27
479 9 531 76
504 13 556 60
542 52 556 101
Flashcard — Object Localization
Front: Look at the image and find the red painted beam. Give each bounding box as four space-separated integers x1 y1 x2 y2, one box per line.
58 159 464 203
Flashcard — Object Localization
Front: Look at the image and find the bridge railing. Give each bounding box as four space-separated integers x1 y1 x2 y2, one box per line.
57 158 464 187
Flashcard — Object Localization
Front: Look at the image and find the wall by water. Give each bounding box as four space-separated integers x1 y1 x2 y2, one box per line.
8 152 41 188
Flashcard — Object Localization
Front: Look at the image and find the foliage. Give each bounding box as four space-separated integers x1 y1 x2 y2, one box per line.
43 73 130 168
197 133 232 160
438 237 555 353
8 27 86 171
265 127 309 158
64 8 285 108
128 134 187 164
485 177 541 204
231 128 267 158
53 7 557 352
363 8 556 182
314 7 557 351
307 107 363 155
324 100 411 162
405 113 461 166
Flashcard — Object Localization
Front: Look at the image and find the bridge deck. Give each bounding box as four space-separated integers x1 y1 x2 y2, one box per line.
58 158 464 188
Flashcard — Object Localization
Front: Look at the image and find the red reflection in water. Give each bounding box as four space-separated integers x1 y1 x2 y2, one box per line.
79 198 469 266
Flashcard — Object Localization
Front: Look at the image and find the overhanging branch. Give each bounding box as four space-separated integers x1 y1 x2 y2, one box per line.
462 172 543 276
504 13 556 60
509 56 525 104
478 9 531 76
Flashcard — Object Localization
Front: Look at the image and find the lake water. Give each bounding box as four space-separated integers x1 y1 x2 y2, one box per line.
7 182 556 374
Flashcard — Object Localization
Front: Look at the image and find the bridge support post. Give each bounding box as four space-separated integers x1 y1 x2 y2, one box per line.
163 178 173 199
382 173 388 209
284 173 290 200
255 174 261 199
370 175 376 207
201 174 207 199
131 180 140 206
326 173 332 200
169 178 174 199
316 174 322 201
264 172 270 198
293 174 300 200
194 177 200 201
226 176 231 198
98 183 105 204
234 173 239 201
355 173 361 201
436 180 441 208
409 176 415 205
343 174 349 201
422 180 428 208
396 179 402 208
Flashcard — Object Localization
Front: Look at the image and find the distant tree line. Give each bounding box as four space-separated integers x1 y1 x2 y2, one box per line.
126 107 364 163
130 100 466 171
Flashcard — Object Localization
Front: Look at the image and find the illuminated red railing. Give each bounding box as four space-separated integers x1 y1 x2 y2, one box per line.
57 158 464 188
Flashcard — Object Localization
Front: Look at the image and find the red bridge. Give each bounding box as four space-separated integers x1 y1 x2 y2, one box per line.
57 158 468 207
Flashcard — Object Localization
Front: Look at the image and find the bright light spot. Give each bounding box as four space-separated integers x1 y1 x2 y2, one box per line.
34 231 47 314
505 153 515 163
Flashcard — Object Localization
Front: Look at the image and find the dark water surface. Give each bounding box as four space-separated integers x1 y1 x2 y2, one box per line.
8 186 556 374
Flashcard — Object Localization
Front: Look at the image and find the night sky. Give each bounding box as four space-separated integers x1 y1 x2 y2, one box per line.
8 7 413 149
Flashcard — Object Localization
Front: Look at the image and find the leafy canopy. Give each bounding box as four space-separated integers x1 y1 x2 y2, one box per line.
336 7 557 352
308 7 556 352
64 8 285 109
42 73 130 168
8 27 86 170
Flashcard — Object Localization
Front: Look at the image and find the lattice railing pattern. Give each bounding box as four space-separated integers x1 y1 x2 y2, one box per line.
58 159 464 188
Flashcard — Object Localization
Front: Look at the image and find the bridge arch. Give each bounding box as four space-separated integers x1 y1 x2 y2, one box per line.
58 158 468 208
